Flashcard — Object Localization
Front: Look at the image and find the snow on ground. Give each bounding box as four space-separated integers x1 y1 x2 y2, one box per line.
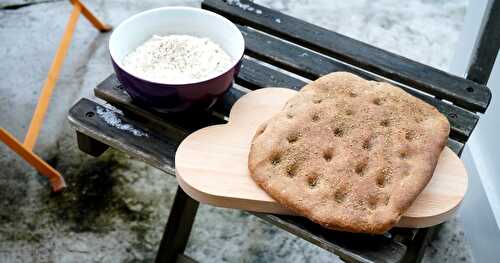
0 0 473 262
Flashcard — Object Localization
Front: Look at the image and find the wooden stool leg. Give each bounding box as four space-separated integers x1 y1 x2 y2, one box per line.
69 0 112 32
155 186 199 263
401 226 437 263
0 128 66 192
76 131 109 157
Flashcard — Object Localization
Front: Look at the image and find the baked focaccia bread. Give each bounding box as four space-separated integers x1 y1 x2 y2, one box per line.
248 72 450 234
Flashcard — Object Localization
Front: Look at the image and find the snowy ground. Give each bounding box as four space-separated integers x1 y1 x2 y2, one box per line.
0 0 473 262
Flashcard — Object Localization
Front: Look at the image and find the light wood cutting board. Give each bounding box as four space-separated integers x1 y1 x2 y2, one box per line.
175 88 468 228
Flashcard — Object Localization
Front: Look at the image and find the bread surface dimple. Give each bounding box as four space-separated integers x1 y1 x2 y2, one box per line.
248 72 450 234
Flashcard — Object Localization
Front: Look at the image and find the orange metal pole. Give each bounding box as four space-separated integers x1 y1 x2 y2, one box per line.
0 128 66 192
23 2 82 151
1 1 110 192
69 0 112 32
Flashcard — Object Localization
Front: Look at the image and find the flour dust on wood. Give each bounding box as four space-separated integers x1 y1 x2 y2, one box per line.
96 106 148 137
123 35 232 83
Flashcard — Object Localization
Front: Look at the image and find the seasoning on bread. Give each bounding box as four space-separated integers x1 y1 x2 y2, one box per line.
248 72 450 234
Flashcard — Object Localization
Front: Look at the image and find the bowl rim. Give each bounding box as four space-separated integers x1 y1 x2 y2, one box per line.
109 6 245 86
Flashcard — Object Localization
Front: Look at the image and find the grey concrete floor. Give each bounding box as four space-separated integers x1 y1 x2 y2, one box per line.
0 0 473 262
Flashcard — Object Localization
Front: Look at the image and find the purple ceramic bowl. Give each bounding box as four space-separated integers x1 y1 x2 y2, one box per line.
109 7 245 113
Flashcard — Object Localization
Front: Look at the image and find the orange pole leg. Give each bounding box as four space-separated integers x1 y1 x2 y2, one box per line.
69 0 112 32
0 128 66 192
1 1 110 192
23 2 82 150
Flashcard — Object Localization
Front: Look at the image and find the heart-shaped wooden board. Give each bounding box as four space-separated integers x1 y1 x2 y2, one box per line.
175 88 468 228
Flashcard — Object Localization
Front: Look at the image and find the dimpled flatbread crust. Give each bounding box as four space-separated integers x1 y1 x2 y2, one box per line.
248 72 450 234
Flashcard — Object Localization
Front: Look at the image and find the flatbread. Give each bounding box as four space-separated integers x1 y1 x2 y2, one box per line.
248 72 450 234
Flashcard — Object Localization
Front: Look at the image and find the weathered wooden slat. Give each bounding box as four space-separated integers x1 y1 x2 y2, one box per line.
176 254 197 263
239 25 356 80
466 0 500 85
69 98 407 263
68 98 178 174
237 28 477 142
96 73 464 155
202 0 491 113
447 138 463 156
255 214 406 263
76 130 109 157
237 62 465 155
96 74 245 118
237 59 305 90
94 75 241 136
